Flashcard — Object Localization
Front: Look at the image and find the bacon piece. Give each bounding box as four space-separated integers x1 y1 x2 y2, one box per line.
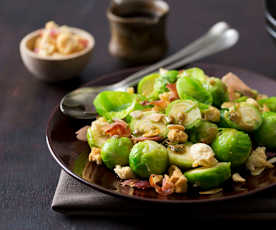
222 72 256 100
104 119 131 137
131 135 162 144
121 179 151 190
75 125 90 142
166 83 179 101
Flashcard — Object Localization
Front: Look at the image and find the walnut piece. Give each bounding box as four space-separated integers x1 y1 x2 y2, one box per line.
114 165 136 179
202 106 220 123
88 147 102 165
232 173 246 183
246 147 274 176
167 129 188 143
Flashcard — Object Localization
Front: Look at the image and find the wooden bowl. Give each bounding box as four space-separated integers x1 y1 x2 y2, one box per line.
19 28 95 83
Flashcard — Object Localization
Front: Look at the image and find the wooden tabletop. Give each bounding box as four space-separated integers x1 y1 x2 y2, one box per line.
1 0 276 228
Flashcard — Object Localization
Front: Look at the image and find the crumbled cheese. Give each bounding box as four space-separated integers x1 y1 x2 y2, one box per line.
88 147 102 165
232 173 246 183
246 147 274 176
190 143 218 167
114 165 136 179
246 98 259 108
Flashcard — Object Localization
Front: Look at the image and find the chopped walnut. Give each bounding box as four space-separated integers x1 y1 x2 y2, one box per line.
88 147 102 165
190 143 218 167
126 87 135 94
148 113 166 123
246 147 274 176
202 106 220 123
232 173 246 183
168 165 188 193
149 165 188 195
167 128 188 143
167 124 185 130
114 165 136 179
143 127 160 137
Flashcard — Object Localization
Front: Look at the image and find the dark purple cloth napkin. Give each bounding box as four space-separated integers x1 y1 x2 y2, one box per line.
52 170 276 219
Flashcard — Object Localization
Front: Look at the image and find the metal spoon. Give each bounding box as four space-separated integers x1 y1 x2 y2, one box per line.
60 22 239 119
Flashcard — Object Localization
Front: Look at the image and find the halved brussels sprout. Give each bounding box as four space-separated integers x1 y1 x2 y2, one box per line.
129 140 169 178
137 73 160 100
212 128 251 167
184 162 231 190
93 91 144 120
130 111 168 137
176 75 213 104
101 136 133 169
206 77 228 107
221 102 263 132
166 99 202 129
153 69 179 96
189 120 218 144
167 143 194 169
258 97 276 112
254 112 276 149
87 118 110 148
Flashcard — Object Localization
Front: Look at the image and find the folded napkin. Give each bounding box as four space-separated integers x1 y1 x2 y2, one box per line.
52 170 276 219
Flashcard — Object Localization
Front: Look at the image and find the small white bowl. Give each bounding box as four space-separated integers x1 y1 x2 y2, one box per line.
19 28 95 82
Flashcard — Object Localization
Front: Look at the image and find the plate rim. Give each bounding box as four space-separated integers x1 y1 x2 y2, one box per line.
46 63 276 204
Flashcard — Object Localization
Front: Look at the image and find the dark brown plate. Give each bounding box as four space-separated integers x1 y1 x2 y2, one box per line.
46 63 276 203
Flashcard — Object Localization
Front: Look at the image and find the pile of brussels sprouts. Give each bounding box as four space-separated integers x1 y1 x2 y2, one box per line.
85 67 276 193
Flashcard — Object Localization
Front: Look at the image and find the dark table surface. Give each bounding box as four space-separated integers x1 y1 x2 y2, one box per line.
1 0 276 229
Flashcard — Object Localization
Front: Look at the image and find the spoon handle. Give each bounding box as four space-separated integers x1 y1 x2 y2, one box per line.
111 21 230 90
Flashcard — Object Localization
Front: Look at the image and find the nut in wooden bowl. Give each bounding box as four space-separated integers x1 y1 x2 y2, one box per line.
19 25 95 83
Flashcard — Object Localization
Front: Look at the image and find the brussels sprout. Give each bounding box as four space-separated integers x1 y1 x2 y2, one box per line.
212 128 251 167
93 91 144 120
101 136 133 169
254 112 276 149
153 69 179 96
258 97 276 112
166 99 201 129
167 143 194 169
137 73 160 100
189 120 218 144
199 104 220 123
176 75 213 104
220 102 263 132
234 96 248 103
129 140 169 178
206 77 228 107
87 118 110 148
178 67 208 83
130 111 168 137
184 162 231 190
